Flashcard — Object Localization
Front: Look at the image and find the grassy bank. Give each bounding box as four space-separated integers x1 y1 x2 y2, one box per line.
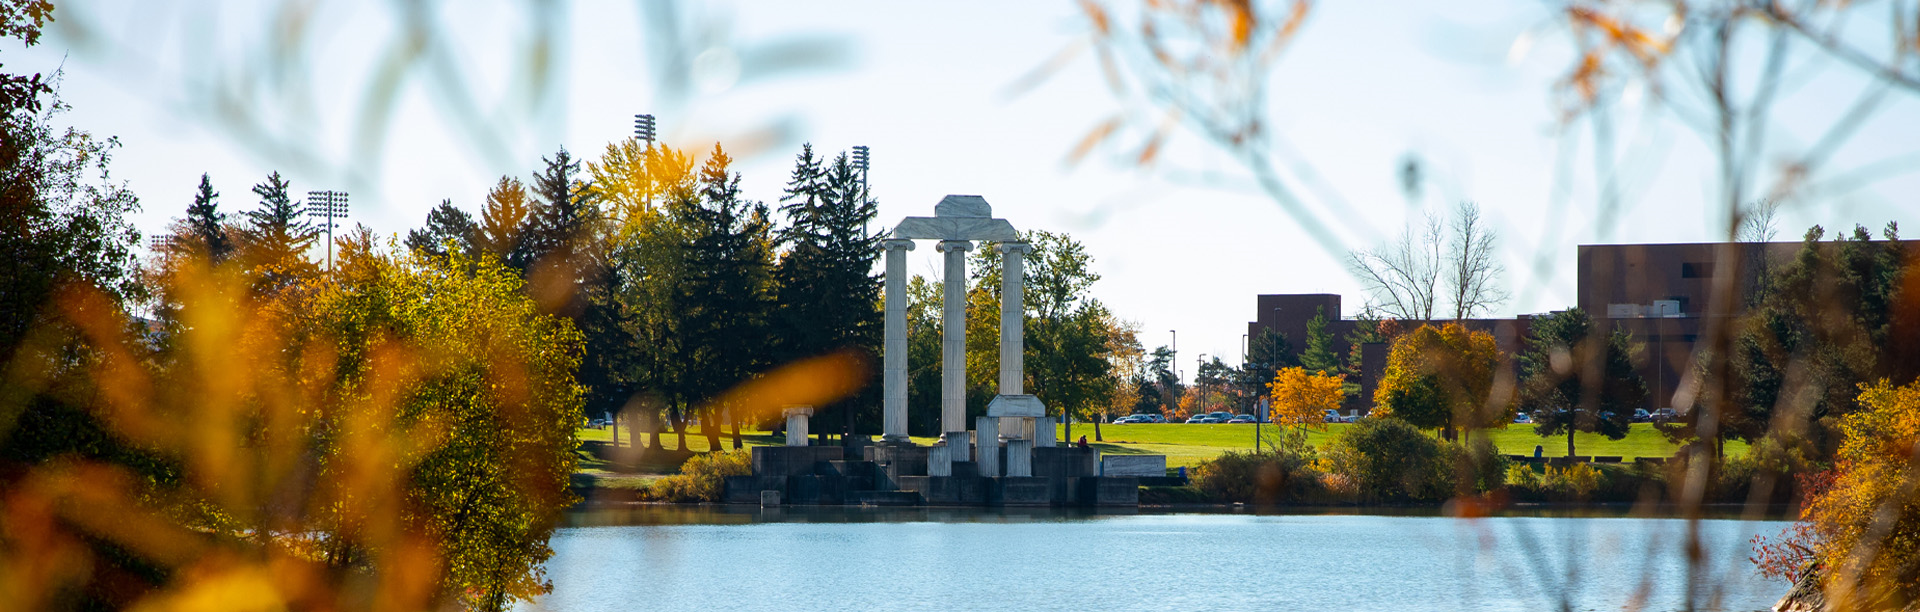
571 421 1745 474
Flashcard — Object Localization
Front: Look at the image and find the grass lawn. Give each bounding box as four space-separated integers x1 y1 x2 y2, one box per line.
571 421 1743 474
1066 422 1745 468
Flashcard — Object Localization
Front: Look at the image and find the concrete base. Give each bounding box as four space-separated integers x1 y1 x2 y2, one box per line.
996 477 1052 506
1033 446 1097 478
895 476 992 505
852 490 923 506
1101 455 1166 477
752 446 846 476
760 490 782 506
1037 417 1057 447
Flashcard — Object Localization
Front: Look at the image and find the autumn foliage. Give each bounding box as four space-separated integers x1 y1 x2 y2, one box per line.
1372 323 1503 436
1267 366 1344 430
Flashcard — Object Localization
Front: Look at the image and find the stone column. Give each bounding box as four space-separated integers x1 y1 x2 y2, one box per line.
1036 416 1057 447
974 416 1000 477
996 242 1030 395
783 406 813 447
880 239 916 444
1006 438 1033 477
936 240 972 438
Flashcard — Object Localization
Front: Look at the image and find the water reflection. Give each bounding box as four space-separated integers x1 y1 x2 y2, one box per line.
528 506 1790 612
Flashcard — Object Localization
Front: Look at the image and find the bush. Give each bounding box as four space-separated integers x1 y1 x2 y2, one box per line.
1443 436 1510 494
644 450 751 502
1320 417 1450 502
1192 443 1327 505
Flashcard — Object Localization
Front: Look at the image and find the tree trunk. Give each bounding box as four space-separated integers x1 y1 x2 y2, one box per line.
673 405 688 451
1567 427 1576 458
648 411 662 449
701 410 721 453
1062 413 1072 447
730 413 743 450
1094 418 1103 442
611 410 620 448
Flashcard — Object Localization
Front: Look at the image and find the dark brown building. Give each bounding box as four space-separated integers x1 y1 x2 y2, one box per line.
1248 239 1857 413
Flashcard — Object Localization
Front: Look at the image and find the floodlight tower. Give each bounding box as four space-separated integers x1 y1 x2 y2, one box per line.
852 145 870 187
306 190 349 272
633 114 656 145
149 234 175 254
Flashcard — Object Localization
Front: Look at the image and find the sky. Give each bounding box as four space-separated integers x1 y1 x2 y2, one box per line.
11 0 1919 382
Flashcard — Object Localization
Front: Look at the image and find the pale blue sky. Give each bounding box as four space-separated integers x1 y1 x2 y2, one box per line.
13 1 1918 379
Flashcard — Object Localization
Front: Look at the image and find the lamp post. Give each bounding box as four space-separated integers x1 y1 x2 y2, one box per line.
852 145 870 185
1246 332 1258 451
306 190 348 272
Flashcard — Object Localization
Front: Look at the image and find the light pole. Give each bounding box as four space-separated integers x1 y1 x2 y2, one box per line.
306 190 348 272
852 145 870 184
633 114 656 144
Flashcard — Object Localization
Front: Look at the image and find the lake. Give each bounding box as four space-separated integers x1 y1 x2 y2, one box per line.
519 506 1791 612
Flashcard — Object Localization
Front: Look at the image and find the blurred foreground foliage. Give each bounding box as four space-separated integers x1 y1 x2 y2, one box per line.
5 240 585 611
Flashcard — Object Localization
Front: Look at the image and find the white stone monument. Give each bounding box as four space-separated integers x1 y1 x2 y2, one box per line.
881 195 1043 476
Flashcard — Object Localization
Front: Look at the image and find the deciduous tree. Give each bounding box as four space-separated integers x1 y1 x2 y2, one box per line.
1374 322 1502 441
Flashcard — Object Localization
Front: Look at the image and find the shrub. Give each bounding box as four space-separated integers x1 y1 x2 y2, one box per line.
645 450 751 502
1444 436 1511 494
1506 463 1542 489
1544 463 1603 498
1192 444 1326 505
1320 417 1450 502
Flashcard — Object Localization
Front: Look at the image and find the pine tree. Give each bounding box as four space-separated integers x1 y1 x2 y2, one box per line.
240 171 316 279
406 199 479 261
772 145 881 438
185 173 232 263
677 144 776 450
478 176 534 272
1300 306 1342 375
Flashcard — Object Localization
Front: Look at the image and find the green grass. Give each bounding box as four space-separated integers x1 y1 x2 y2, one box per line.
570 421 1742 474
1064 422 1744 468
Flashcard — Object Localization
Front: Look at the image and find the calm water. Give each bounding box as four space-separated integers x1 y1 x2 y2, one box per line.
520 507 1791 612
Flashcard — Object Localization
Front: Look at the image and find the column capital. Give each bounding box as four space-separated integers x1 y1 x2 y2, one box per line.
880 238 916 252
935 240 973 253
994 241 1031 255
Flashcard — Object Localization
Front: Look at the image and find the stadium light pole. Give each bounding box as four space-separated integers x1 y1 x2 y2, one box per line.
306 190 348 272
633 114 656 145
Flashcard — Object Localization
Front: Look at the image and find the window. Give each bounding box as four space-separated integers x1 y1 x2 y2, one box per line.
1681 262 1714 278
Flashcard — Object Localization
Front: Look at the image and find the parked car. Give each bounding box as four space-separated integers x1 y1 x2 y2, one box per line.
1142 414 1167 423
1651 407 1678 424
1185 415 1209 424
1206 411 1234 421
1227 415 1256 424
1632 409 1652 423
1513 413 1532 424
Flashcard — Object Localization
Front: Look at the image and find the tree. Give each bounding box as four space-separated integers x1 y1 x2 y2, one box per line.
1147 345 1183 413
1268 366 1344 445
1018 230 1115 444
1754 379 1920 608
1516 308 1645 457
1300 305 1341 375
238 171 316 285
593 143 697 448
771 145 880 439
1692 224 1918 459
675 144 776 450
1348 213 1442 323
478 176 536 273
524 146 600 317
1373 322 1502 441
1097 316 1145 438
183 173 233 263
405 198 479 261
1235 328 1296 411
1443 201 1506 321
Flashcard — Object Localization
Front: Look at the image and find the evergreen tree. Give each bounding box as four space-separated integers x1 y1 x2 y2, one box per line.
239 171 316 281
1238 328 1296 402
1517 308 1645 456
527 147 596 267
676 144 776 450
1300 306 1341 374
772 145 880 438
185 173 232 263
478 176 535 273
405 199 479 261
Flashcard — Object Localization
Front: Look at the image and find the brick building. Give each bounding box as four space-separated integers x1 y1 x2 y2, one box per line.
1247 239 1851 414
